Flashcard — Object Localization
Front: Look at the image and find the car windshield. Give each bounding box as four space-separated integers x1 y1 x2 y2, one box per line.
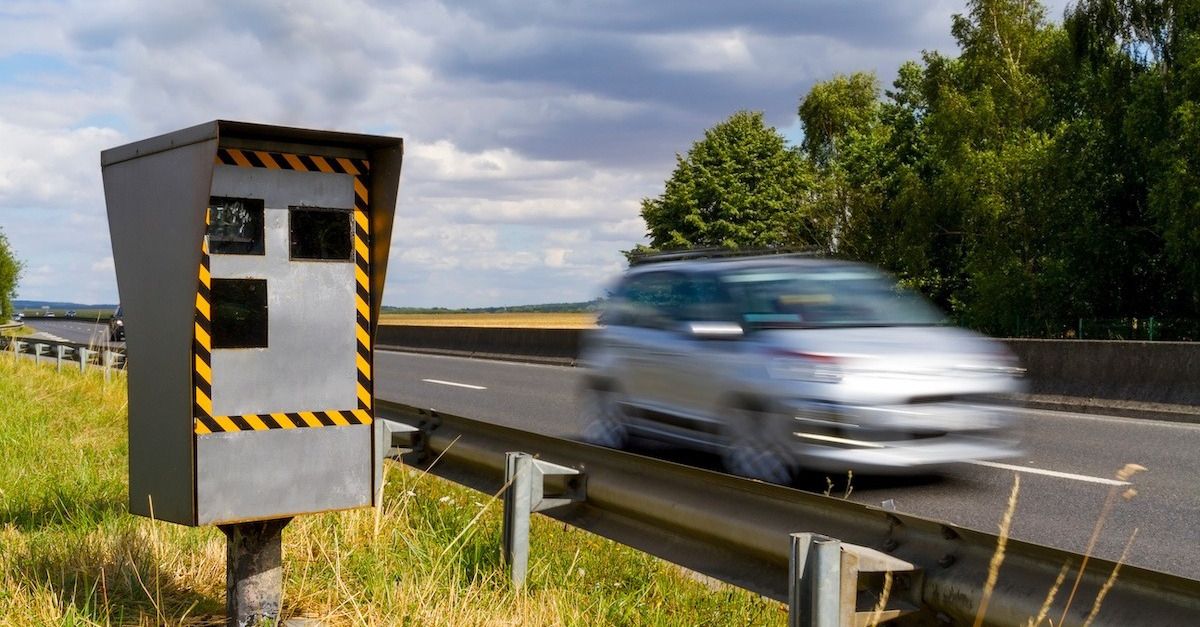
719 265 945 328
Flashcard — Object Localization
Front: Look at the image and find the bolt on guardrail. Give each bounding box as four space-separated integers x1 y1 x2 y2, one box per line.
502 452 586 588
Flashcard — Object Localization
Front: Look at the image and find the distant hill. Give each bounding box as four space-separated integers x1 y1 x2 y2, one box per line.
381 299 602 314
15 300 118 311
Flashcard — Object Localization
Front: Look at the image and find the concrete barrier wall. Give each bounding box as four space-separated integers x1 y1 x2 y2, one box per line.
1003 339 1200 405
375 325 581 364
376 326 1200 408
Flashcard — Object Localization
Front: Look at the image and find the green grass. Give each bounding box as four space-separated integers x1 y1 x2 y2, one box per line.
0 353 783 625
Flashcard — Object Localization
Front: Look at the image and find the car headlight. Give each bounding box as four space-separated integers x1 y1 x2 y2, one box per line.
766 352 843 383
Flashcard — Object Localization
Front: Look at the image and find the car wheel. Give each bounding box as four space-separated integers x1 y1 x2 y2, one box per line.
720 405 794 484
579 386 629 449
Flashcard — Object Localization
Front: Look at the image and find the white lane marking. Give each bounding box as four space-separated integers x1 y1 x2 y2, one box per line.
965 460 1130 486
421 378 487 390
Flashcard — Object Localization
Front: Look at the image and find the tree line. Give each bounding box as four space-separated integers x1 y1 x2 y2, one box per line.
637 0 1200 338
0 227 20 323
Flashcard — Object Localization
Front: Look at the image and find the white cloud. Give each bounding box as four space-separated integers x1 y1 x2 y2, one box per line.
544 248 568 268
640 30 756 74
90 256 114 272
0 122 123 209
0 0 1012 307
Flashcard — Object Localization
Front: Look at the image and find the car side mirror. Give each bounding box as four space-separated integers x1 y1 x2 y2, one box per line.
684 321 744 340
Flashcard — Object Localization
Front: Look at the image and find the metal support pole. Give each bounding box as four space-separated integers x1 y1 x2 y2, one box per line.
56 345 64 372
34 343 45 365
78 348 88 373
220 518 291 627
502 451 585 588
502 453 534 587
103 350 113 382
790 533 842 627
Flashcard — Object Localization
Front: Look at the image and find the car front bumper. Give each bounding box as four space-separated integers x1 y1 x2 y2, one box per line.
782 400 1022 473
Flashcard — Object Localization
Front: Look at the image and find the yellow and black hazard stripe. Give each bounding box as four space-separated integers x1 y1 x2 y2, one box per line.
194 148 373 435
196 409 372 434
353 167 372 411
194 208 217 434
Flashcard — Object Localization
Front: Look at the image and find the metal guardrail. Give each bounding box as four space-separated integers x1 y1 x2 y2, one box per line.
0 334 126 375
377 400 1200 626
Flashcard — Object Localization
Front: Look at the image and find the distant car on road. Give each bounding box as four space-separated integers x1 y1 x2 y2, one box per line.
13 312 21 321
44 312 55 318
66 310 76 318
108 306 125 341
578 250 1025 482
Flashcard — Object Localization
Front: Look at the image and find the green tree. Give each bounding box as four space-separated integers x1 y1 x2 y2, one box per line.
0 227 21 322
798 72 881 166
638 111 814 252
797 72 890 258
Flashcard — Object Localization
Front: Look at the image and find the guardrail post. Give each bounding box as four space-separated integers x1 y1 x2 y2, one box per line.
56 345 65 372
33 343 46 365
790 533 841 627
78 348 89 373
219 518 291 627
502 451 586 588
789 532 919 627
103 350 114 382
12 340 25 363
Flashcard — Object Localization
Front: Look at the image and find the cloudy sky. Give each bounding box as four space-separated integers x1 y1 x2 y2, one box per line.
0 0 1071 308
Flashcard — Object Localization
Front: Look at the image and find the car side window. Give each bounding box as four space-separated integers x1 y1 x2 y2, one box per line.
677 275 737 322
609 272 684 329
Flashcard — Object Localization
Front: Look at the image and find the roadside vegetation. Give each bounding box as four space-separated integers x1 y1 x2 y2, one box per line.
636 0 1200 340
0 353 781 625
0 227 21 324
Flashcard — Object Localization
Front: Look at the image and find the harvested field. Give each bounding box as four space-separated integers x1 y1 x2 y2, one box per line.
380 312 598 329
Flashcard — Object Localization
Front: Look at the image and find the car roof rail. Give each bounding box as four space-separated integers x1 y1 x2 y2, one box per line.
627 246 824 266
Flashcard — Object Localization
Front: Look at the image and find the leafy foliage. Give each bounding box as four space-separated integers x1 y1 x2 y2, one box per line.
637 111 815 254
0 227 22 322
637 0 1200 336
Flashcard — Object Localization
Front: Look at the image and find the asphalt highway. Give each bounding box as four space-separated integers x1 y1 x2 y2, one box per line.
30 320 1200 580
25 318 124 349
376 350 1200 580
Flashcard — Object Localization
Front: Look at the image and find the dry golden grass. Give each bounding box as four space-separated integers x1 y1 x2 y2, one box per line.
380 312 598 329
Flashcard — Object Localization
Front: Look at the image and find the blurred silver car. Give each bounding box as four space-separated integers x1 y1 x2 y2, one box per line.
578 252 1025 482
